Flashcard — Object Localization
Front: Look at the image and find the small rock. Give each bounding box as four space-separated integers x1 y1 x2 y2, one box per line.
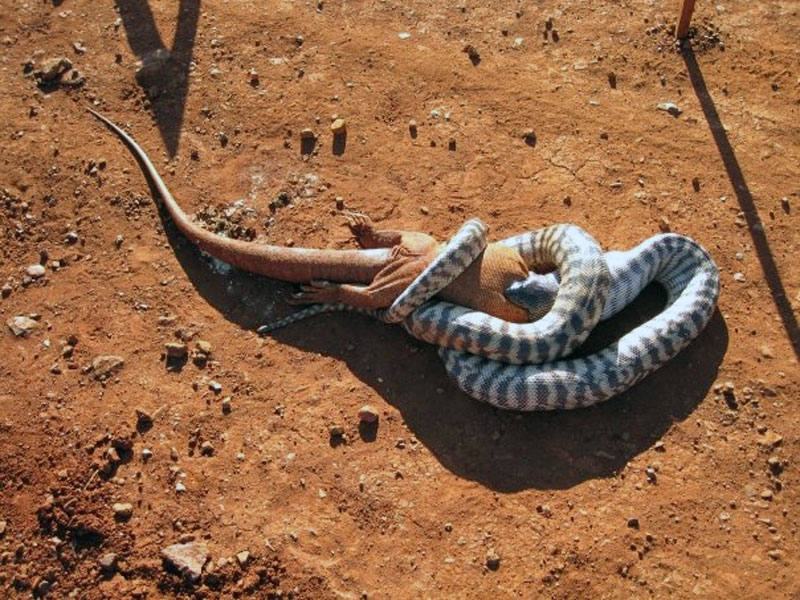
760 489 774 501
767 456 784 474
99 553 118 572
329 425 345 437
657 102 682 117
165 342 188 359
522 128 536 146
72 41 86 54
758 431 783 449
408 119 418 136
780 197 789 212
135 408 153 426
645 467 657 483
170 447 179 461
448 138 456 151
330 118 346 134
733 272 746 282
760 345 775 358
463 44 481 65
114 235 124 249
358 405 379 423
236 550 250 567
200 441 215 456
35 56 72 83
175 482 187 493
249 68 259 85
300 128 316 140
26 264 46 279
627 517 640 529
607 71 617 88
161 542 209 583
767 549 785 561
7 315 38 337
658 215 671 233
221 396 232 414
692 177 701 192
485 548 501 570
141 448 153 461
195 340 212 355
112 502 134 520
209 380 222 393
91 355 125 380
1 284 11 298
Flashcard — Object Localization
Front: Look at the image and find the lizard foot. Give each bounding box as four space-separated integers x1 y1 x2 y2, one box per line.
343 211 377 245
288 280 341 305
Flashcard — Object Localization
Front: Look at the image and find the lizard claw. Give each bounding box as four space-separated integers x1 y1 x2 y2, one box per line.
287 281 340 304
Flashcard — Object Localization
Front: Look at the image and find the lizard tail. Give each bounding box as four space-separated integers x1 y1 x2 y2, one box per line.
87 108 392 283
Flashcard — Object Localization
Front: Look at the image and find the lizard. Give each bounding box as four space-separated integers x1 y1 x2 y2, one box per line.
88 109 532 323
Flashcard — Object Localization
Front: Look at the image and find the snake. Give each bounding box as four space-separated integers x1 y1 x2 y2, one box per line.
260 220 719 410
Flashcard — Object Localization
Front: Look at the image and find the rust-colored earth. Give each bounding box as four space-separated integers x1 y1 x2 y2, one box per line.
1 1 798 598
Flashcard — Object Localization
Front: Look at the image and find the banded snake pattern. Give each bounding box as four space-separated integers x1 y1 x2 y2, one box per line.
259 220 720 411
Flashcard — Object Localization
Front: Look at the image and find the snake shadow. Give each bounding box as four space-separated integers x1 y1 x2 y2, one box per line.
159 213 728 492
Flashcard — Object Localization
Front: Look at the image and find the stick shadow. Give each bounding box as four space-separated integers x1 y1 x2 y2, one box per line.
682 47 799 359
117 0 200 157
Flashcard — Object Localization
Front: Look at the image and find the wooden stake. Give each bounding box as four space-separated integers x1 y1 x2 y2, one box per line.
676 0 697 39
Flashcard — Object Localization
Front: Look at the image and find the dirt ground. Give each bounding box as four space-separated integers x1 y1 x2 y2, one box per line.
1 0 798 598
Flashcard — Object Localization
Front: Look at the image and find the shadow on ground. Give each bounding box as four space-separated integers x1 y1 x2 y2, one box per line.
157 213 728 492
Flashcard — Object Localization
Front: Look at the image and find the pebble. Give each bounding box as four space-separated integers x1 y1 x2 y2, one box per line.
141 448 153 461
236 550 250 567
760 345 774 358
161 542 209 583
463 44 481 65
200 441 215 456
209 380 222 393
92 355 125 380
767 549 785 561
65 231 79 244
780 197 789 212
195 340 212 355
7 315 38 337
330 118 346 134
657 102 682 117
522 128 536 146
26 264 46 279
1 283 11 298
627 517 640 529
112 502 134 520
733 272 746 282
408 119 418 136
329 425 345 437
114 235 124 249
175 482 187 493
767 456 784 474
135 408 153 426
658 216 671 233
221 396 232 414
300 128 316 140
99 552 118 572
760 489 774 501
645 467 657 483
485 548 501 570
170 447 179 461
358 405 379 423
35 56 72 83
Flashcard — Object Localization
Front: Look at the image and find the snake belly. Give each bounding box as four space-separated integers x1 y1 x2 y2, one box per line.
437 233 720 411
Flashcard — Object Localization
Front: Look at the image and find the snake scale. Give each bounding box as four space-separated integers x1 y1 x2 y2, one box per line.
260 220 720 410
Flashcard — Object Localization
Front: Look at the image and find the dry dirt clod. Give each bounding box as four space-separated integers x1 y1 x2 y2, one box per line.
162 542 209 583
34 56 72 83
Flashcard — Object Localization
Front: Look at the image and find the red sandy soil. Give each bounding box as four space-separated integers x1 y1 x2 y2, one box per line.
0 0 798 598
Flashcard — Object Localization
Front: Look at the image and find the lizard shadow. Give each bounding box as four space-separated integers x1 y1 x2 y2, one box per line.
159 214 728 492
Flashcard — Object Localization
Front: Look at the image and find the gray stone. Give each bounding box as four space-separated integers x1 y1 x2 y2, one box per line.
26 264 46 279
7 315 38 337
99 552 118 572
92 355 125 380
162 541 209 583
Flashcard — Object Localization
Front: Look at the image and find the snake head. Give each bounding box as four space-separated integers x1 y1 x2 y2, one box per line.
504 273 560 321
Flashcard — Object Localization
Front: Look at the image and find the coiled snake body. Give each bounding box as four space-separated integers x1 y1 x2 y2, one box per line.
260 220 720 410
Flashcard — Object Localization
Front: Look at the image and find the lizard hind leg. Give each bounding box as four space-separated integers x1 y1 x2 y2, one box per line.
343 211 404 249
